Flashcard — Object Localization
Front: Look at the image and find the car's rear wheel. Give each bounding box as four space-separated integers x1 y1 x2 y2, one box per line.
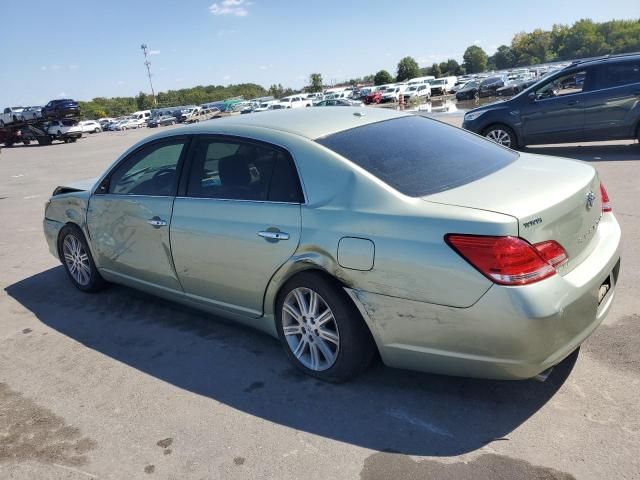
58 225 107 293
483 124 517 149
276 272 375 382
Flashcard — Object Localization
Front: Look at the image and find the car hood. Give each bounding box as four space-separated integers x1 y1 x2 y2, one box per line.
62 177 98 192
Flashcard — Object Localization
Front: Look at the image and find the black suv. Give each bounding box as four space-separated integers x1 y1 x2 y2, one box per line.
42 99 80 120
463 53 640 148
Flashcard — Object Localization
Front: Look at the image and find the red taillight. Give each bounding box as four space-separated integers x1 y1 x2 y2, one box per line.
445 235 568 286
600 182 611 213
532 240 568 268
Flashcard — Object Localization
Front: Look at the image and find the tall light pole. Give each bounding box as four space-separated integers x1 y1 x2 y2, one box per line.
140 43 157 106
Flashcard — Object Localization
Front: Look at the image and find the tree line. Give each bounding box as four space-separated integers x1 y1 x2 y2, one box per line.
78 18 637 118
366 18 639 84
79 83 269 119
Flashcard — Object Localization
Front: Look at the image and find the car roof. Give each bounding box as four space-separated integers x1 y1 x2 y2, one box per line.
564 52 640 70
175 107 408 139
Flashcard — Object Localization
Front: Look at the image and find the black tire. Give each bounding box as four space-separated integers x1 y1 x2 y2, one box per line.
482 124 518 149
58 225 107 293
275 271 375 382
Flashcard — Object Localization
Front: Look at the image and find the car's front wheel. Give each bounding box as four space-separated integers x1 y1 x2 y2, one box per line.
276 272 375 382
483 124 517 149
58 225 107 293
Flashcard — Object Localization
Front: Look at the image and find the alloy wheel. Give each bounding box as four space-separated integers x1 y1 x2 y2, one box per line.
281 287 340 371
486 129 512 147
62 234 91 286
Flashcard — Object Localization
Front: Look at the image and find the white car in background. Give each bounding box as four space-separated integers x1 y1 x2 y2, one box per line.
114 118 138 130
381 85 406 103
78 120 102 133
402 83 432 102
278 95 312 109
46 120 82 141
19 106 43 121
430 76 458 95
0 107 25 126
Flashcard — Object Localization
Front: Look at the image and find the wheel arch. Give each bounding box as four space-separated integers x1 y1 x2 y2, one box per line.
263 256 379 353
56 221 87 259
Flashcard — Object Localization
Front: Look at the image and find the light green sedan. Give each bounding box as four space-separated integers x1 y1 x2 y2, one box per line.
43 107 621 382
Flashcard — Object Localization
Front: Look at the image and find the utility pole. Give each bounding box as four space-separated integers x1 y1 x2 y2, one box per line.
140 43 157 106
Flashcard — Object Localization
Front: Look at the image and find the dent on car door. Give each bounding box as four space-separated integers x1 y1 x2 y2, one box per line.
170 136 303 317
521 69 589 144
87 137 188 291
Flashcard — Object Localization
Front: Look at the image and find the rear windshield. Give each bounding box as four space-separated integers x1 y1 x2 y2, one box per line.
316 116 517 197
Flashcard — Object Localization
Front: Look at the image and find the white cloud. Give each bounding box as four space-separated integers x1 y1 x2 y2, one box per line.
57 92 67 98
217 29 237 36
68 64 79 70
223 75 231 80
473 39 481 45
148 50 160 55
258 64 273 70
117 80 125 85
51 65 60 70
210 0 251 16
40 66 47 71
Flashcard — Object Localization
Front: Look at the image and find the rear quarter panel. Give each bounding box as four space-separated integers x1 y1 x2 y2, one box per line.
260 135 518 313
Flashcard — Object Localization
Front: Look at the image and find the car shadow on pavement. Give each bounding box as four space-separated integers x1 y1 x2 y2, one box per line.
524 142 640 162
5 267 577 457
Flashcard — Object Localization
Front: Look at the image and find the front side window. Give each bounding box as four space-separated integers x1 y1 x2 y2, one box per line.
108 139 186 196
535 70 587 99
186 137 303 202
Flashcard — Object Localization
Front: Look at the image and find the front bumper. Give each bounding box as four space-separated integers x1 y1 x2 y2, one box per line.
347 214 622 380
43 218 64 259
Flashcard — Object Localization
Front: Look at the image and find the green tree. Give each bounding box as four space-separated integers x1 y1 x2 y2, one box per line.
373 70 394 85
396 56 420 82
135 91 154 110
308 73 323 93
557 19 609 59
445 59 460 76
491 45 516 70
463 45 489 73
428 63 442 78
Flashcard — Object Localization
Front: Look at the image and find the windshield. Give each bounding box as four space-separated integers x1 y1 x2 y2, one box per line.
407 86 417 91
431 80 445 85
316 116 517 197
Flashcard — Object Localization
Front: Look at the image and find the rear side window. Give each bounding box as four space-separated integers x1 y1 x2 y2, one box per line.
186 137 303 202
316 116 517 197
598 62 640 89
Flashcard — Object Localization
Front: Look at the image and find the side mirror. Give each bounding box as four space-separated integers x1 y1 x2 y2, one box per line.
528 92 536 102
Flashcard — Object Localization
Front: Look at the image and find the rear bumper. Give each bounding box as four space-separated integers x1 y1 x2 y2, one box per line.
347 214 622 380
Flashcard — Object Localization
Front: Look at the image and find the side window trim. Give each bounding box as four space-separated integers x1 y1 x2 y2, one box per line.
95 135 191 196
177 133 306 204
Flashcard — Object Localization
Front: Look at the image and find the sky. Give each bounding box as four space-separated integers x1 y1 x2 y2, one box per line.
1 0 638 106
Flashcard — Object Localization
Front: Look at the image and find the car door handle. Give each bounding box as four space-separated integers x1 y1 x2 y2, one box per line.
258 230 289 241
567 100 579 106
147 216 167 228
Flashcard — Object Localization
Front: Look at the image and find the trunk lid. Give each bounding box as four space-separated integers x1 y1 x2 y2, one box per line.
424 152 602 274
